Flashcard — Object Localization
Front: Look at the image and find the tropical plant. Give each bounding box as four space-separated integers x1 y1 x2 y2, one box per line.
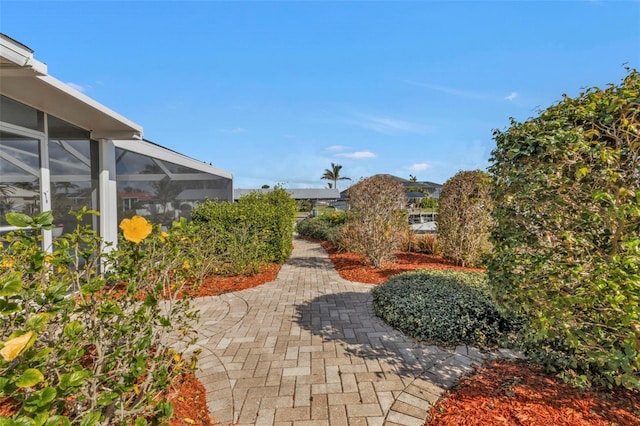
489 68 640 390
0 210 200 424
437 170 493 268
321 163 351 190
340 175 408 267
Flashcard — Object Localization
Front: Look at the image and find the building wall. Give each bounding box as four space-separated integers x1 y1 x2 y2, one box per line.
0 93 232 249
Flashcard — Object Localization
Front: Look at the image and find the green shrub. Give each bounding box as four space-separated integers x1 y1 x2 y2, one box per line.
372 270 516 348
437 170 493 268
0 210 199 425
192 187 297 274
295 211 347 245
489 68 640 390
340 175 409 267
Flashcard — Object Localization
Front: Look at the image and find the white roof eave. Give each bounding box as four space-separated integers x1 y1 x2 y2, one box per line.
1 34 142 140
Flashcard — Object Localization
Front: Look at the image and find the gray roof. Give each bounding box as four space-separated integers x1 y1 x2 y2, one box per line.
234 188 341 201
176 188 229 201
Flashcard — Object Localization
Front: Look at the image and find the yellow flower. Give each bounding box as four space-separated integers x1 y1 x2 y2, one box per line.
159 231 169 243
1 331 34 361
119 216 152 244
0 258 15 269
182 260 190 270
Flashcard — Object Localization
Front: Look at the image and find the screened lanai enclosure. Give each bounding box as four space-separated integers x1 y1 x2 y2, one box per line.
0 34 232 250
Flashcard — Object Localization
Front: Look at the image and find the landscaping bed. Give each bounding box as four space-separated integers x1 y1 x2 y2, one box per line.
320 240 484 284
171 242 639 426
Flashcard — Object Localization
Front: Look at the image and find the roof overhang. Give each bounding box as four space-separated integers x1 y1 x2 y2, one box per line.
0 34 143 140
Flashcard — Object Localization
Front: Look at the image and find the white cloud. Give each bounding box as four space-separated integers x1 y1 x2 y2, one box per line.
505 92 518 101
66 82 88 93
407 81 488 100
219 128 247 133
348 114 426 134
326 145 348 152
409 163 431 172
336 151 376 159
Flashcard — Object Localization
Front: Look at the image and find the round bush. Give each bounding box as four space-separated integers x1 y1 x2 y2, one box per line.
295 214 344 245
372 270 515 348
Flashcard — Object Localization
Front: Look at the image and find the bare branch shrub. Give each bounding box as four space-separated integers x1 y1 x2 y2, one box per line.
340 175 409 267
437 170 493 267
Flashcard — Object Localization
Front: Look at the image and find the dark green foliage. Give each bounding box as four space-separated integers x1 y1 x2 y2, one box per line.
489 69 640 390
372 270 516 348
295 211 347 245
192 187 297 274
437 170 493 268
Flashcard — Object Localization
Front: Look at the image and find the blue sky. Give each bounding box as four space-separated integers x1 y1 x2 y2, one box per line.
1 1 639 189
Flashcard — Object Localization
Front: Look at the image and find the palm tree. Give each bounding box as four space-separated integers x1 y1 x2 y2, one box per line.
321 163 351 190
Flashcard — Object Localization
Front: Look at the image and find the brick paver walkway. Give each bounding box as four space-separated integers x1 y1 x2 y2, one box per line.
191 237 518 426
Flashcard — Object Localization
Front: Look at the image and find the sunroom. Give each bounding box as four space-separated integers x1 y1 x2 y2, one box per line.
0 34 233 250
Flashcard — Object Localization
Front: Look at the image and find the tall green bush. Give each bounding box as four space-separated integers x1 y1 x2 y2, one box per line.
489 69 640 390
437 170 493 268
192 187 296 274
340 175 409 267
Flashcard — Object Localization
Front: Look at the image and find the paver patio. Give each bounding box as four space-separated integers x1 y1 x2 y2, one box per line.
190 236 519 426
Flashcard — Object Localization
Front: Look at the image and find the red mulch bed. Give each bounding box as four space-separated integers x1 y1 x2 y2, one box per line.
195 263 281 297
428 360 640 426
167 372 211 426
319 240 484 283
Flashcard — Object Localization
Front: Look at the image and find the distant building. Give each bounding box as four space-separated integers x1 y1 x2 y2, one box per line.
0 34 233 250
339 174 442 201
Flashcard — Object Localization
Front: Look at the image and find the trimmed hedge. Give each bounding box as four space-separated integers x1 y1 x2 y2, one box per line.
295 211 347 245
489 69 640 389
191 188 297 274
372 270 517 348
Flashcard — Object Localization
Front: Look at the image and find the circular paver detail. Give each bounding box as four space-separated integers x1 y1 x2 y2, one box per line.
191 237 514 425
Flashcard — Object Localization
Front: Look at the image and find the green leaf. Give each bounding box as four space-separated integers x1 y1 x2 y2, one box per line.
79 412 101 426
33 211 54 227
575 166 589 179
33 412 49 426
0 272 23 297
59 370 89 390
26 313 50 333
43 416 71 426
8 416 36 426
134 418 148 426
6 212 33 227
63 321 84 339
16 368 45 388
0 301 20 316
0 376 9 392
23 387 57 413
0 300 21 315
96 391 118 406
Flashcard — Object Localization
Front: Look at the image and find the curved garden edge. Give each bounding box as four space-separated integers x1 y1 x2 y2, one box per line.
169 241 639 426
